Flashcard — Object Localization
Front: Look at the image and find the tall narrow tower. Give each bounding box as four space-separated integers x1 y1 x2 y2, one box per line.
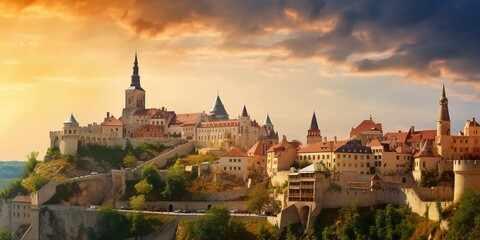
122 53 145 118
307 112 322 144
436 85 452 159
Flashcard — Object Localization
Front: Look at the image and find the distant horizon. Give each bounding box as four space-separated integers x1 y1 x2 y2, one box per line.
2 1 480 160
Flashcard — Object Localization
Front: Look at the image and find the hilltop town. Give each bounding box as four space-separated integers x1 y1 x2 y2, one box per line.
1 54 480 239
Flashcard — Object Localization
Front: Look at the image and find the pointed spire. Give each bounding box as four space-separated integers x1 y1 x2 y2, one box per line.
241 104 249 117
210 93 229 121
263 113 273 126
130 52 143 90
310 111 319 130
438 84 450 121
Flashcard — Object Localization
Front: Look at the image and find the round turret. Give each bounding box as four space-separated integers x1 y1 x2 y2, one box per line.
453 160 480 202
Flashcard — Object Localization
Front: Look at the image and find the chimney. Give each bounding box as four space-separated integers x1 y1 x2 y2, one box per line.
106 112 110 120
474 117 476 123
410 126 415 133
398 130 401 133
324 137 327 142
334 136 337 143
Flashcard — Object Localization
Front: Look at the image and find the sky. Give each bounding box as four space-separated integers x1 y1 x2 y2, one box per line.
1 0 480 161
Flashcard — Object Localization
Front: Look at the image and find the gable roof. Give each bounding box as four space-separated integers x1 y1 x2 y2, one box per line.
222 148 248 158
247 140 273 156
12 195 31 203
102 116 123 126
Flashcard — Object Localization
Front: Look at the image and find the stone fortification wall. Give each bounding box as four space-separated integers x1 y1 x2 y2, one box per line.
37 205 98 240
189 188 248 201
322 188 452 221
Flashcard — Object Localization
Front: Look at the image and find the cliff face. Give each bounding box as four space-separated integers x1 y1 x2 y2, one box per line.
38 206 98 240
67 176 114 206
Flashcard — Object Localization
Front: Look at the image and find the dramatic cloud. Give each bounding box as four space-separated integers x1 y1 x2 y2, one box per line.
2 0 480 87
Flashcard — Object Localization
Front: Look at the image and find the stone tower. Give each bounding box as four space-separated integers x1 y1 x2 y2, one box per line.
210 94 229 121
263 113 274 132
435 85 452 159
239 105 251 149
307 111 322 144
122 53 145 118
59 114 80 155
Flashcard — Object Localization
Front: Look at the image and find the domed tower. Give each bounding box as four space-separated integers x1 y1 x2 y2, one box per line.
435 85 452 159
307 111 322 144
122 53 145 118
210 93 229 121
59 114 80 155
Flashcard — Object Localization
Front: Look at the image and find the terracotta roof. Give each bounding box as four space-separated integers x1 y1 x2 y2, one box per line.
199 120 239 128
102 116 123 126
366 139 382 147
407 130 436 143
223 148 248 157
175 113 203 127
350 119 383 137
12 195 31 203
414 140 438 158
298 141 334 153
247 140 273 156
384 131 409 143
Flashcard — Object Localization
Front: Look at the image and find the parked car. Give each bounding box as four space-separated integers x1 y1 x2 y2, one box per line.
153 207 166 212
120 206 132 210
195 209 207 214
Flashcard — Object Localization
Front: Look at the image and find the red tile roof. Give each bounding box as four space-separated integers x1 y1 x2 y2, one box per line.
12 195 31 203
175 113 203 127
199 120 239 128
247 140 273 156
384 131 409 143
366 138 382 147
102 116 123 126
298 141 334 153
350 119 383 137
223 148 248 157
133 108 160 117
407 130 436 143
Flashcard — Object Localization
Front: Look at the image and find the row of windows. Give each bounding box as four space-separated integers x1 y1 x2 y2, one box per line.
198 128 236 133
229 158 242 163
298 154 330 161
224 166 242 171
13 204 29 210
12 212 30 218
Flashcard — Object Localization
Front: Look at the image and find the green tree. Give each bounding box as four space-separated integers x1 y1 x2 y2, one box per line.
436 199 443 222
22 173 48 192
162 160 186 200
123 154 137 168
183 205 245 240
141 164 162 189
0 227 10 240
0 178 28 199
129 194 146 211
257 223 270 240
246 185 270 214
447 188 480 239
23 151 39 177
134 179 153 195
96 205 130 240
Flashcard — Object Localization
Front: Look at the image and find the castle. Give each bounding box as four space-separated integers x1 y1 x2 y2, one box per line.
50 53 279 155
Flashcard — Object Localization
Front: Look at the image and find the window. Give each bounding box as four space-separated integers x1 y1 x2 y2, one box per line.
396 156 400 160
229 159 232 162
238 167 241 170
224 167 226 170
238 159 241 163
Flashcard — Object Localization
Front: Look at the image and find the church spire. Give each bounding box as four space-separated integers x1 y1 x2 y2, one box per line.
210 93 229 121
241 104 249 117
130 52 142 90
438 84 450 121
310 111 319 130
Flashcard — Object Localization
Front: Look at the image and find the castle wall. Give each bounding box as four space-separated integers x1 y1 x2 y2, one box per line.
134 140 194 174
